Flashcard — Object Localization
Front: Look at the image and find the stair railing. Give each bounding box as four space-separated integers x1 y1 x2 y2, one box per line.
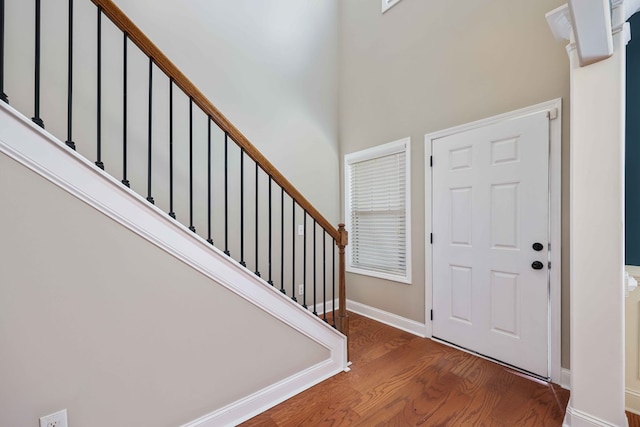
0 0 349 336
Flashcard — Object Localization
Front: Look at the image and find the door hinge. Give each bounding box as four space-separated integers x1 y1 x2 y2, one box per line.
430 156 433 167
430 233 433 244
430 310 433 321
548 108 558 120
548 261 551 269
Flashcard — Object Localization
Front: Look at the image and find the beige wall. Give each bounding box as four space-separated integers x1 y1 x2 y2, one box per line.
2 0 572 375
0 152 329 427
339 0 571 368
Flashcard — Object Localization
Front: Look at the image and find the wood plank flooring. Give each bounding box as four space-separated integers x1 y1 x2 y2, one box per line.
242 312 640 426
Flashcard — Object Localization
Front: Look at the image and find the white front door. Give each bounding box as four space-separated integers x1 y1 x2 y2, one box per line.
432 111 550 377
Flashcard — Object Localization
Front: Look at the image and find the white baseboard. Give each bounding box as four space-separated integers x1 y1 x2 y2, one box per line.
626 388 640 416
563 400 629 427
346 300 427 337
182 359 341 427
561 368 571 390
310 299 339 317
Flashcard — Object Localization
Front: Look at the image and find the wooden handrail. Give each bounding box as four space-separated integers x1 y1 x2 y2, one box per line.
336 224 349 342
92 0 340 242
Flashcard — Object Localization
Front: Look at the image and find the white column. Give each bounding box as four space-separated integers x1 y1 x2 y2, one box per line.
563 2 628 426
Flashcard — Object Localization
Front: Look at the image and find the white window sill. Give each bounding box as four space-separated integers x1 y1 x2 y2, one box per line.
347 266 411 285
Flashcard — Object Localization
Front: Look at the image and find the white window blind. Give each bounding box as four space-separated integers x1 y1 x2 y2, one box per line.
345 138 411 283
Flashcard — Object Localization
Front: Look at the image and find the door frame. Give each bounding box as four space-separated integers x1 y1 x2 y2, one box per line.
424 98 563 383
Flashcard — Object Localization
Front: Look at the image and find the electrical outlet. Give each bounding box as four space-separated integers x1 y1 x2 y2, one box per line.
40 409 68 427
297 225 304 236
298 284 304 295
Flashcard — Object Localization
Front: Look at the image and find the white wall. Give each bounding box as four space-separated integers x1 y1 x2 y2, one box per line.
110 0 340 223
626 279 640 414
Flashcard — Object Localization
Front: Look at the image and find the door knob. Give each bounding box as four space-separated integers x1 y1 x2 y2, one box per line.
531 261 544 270
532 242 543 251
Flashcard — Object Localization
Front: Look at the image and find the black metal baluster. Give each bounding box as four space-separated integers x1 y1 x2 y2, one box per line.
303 212 308 309
323 230 327 322
268 177 273 286
65 0 75 150
240 148 246 266
313 219 317 315
206 117 213 244
121 34 129 187
254 162 260 276
168 79 175 218
187 98 196 231
280 188 285 294
0 0 8 103
95 7 104 170
292 199 297 302
146 58 154 204
224 132 230 256
332 241 336 327
32 0 44 127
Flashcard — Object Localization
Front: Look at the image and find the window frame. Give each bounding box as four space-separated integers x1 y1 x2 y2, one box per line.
344 137 412 284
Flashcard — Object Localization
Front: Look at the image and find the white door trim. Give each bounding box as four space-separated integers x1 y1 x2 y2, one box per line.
424 98 563 384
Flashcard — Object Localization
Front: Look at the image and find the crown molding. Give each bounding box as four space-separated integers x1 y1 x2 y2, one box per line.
546 4 573 42
381 0 401 14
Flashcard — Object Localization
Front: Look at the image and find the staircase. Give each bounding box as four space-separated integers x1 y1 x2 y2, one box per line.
0 0 348 425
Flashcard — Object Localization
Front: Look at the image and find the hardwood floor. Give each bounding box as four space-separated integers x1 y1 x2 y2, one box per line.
243 312 640 426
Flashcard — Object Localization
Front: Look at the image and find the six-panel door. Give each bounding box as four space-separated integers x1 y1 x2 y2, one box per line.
432 111 550 378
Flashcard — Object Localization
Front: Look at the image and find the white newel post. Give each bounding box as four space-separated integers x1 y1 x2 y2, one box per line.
548 1 630 426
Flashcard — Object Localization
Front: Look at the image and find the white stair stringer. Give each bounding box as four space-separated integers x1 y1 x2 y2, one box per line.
0 101 347 426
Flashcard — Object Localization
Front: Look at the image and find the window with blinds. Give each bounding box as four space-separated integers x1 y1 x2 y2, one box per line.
344 138 411 284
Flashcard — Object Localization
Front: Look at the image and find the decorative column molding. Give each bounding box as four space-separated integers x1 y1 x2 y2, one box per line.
612 0 633 49
547 2 630 427
622 0 640 22
547 1 632 65
546 4 573 43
